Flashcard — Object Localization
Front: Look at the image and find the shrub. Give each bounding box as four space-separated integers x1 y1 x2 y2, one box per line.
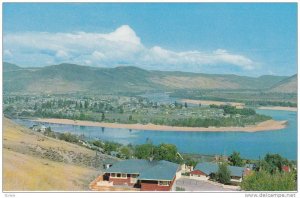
58 132 79 143
241 170 296 191
217 163 231 184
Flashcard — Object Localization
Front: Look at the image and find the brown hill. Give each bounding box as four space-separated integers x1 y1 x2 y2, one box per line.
269 74 297 93
3 117 116 191
3 62 290 94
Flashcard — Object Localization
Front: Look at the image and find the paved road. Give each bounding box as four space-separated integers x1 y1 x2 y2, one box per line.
174 178 237 191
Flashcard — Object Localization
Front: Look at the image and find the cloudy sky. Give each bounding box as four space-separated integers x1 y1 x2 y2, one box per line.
3 3 297 76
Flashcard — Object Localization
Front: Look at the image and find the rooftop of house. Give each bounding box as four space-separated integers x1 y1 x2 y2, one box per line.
194 162 245 177
194 162 218 176
105 159 180 181
245 163 255 170
282 165 291 172
138 160 179 181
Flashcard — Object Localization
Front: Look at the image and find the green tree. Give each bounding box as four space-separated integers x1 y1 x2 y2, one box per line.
92 140 104 148
129 115 133 121
120 146 131 159
103 142 120 153
58 132 79 143
101 112 105 121
34 103 38 110
45 126 52 133
264 153 284 173
134 144 154 159
184 157 198 168
241 170 296 191
217 163 231 184
184 102 188 108
79 112 86 120
174 101 178 107
154 143 180 163
228 151 244 167
84 100 89 109
44 127 56 138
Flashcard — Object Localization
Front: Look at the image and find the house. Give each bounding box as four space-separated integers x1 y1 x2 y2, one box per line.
31 124 47 132
245 163 255 170
104 159 180 191
190 162 245 183
282 165 291 173
110 151 119 157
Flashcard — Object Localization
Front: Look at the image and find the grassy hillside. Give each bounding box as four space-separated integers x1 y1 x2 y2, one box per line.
269 74 297 93
3 62 291 94
3 117 116 191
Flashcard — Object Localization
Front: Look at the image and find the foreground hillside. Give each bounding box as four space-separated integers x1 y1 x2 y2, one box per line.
3 62 291 94
3 117 115 191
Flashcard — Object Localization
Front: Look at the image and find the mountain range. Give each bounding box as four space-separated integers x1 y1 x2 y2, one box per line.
3 62 297 94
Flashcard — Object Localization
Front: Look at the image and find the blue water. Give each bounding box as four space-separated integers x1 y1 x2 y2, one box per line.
13 109 297 160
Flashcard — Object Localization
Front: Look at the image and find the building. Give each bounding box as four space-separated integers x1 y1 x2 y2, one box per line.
31 124 47 132
282 165 291 173
190 162 245 183
104 159 180 191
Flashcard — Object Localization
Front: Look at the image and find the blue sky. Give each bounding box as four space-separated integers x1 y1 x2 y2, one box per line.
3 3 297 76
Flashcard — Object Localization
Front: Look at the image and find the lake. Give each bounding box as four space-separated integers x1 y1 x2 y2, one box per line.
13 109 297 160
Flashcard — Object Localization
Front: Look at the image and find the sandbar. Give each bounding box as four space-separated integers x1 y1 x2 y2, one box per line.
33 118 287 132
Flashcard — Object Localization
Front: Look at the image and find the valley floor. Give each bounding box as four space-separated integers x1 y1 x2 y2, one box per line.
33 118 287 132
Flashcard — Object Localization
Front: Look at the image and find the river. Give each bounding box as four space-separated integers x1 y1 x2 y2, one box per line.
13 109 297 160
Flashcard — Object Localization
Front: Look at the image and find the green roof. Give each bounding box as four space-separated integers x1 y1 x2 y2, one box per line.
194 162 245 177
105 159 152 174
228 166 245 177
138 160 180 181
194 162 218 175
105 159 180 181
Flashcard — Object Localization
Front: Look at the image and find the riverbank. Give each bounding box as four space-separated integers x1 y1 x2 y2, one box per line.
32 118 287 132
258 106 297 112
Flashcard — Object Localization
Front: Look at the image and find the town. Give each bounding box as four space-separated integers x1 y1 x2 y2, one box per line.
4 93 272 128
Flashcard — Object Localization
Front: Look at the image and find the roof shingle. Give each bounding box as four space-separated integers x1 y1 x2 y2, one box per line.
194 162 245 177
105 159 180 181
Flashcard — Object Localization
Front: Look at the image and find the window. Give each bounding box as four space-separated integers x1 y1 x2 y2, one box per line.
110 173 127 178
158 181 170 186
131 174 138 178
111 173 116 178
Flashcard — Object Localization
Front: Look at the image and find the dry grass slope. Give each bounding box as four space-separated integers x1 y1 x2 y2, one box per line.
4 149 97 191
3 117 113 191
270 75 297 93
151 76 240 89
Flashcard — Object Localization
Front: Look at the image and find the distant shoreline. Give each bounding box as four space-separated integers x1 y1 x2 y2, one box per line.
181 99 245 108
182 99 297 112
32 118 287 132
258 106 297 112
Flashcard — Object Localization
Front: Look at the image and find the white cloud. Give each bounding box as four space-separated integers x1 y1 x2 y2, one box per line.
4 25 257 72
55 50 69 59
4 49 13 58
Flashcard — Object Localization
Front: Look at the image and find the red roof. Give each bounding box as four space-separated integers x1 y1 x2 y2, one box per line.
282 165 290 172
